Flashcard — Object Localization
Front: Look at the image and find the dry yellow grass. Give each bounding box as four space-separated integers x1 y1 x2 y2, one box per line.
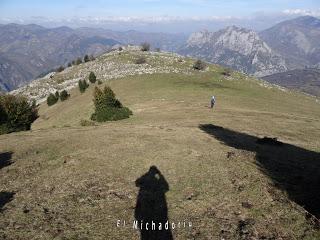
1 67 320 239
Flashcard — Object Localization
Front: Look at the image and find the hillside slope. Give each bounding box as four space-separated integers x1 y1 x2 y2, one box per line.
260 16 320 69
1 50 320 240
262 68 320 97
11 47 193 103
0 24 120 91
0 24 187 91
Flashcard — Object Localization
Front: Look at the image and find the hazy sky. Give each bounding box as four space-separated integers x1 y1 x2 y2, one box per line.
0 0 320 32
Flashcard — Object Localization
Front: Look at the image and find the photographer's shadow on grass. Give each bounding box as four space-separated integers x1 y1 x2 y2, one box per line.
199 124 320 219
0 152 15 212
135 166 173 240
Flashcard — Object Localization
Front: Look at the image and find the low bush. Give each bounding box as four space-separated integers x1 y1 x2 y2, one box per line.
91 106 132 122
56 66 64 72
84 54 89 62
89 72 97 84
141 42 150 51
0 124 10 135
0 94 38 134
193 59 206 70
75 58 82 65
59 90 70 101
78 80 89 93
221 68 232 76
47 93 59 106
135 56 147 64
91 86 132 122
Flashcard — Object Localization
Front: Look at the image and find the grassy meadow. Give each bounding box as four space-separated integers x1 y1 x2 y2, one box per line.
1 53 320 239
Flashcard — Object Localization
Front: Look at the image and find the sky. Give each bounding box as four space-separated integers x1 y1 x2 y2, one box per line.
0 0 320 32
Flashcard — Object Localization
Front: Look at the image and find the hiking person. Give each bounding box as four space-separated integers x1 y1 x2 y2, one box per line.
211 96 216 108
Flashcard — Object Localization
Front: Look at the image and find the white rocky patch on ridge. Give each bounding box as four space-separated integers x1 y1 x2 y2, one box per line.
11 48 192 103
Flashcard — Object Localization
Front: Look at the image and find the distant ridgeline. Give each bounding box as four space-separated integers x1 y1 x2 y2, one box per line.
2 16 320 96
0 23 186 91
262 68 320 97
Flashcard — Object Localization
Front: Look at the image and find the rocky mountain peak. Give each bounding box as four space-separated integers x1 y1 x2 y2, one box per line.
187 26 272 56
217 26 267 55
187 29 213 46
224 25 250 33
179 26 287 77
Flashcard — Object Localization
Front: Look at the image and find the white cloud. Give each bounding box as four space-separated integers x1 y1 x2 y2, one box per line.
1 9 320 33
72 15 239 24
282 8 320 17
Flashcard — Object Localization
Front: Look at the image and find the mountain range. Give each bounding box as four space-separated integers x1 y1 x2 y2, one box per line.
1 16 320 96
260 16 320 69
0 24 117 91
0 24 186 91
178 26 288 77
178 16 320 97
180 16 320 74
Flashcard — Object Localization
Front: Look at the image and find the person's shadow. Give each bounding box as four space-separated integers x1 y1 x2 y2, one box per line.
135 166 173 240
0 151 13 170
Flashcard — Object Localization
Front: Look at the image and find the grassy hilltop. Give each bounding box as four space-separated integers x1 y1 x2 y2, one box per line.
1 49 320 239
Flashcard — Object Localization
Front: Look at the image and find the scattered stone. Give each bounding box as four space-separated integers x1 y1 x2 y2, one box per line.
237 218 256 239
22 207 30 213
241 201 253 209
205 207 216 218
234 211 242 216
191 229 201 238
237 185 245 192
185 191 199 200
108 190 128 200
43 207 49 214
227 151 235 158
